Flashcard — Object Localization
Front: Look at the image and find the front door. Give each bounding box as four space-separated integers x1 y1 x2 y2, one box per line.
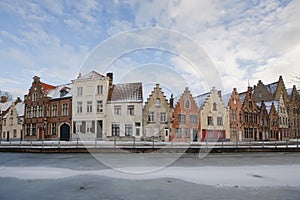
39 128 43 140
6 131 9 141
193 128 197 142
60 123 70 141
97 120 103 139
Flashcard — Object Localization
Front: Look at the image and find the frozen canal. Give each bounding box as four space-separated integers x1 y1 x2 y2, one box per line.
1 152 300 200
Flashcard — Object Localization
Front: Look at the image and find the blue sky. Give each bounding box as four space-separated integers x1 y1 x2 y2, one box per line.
0 0 299 99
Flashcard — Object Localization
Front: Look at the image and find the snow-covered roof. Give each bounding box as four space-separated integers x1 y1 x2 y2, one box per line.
77 71 106 80
222 93 231 107
194 92 210 109
0 101 13 112
286 88 293 96
48 83 73 99
108 82 143 103
266 82 278 95
239 92 247 103
16 102 25 116
264 100 279 113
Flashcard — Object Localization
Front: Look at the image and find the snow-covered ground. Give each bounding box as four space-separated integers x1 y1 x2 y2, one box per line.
0 152 300 199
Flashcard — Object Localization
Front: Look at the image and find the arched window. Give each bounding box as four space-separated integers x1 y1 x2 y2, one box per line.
213 103 217 111
156 98 161 107
185 99 190 108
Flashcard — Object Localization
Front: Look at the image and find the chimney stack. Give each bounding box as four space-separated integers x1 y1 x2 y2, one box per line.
218 90 222 101
14 97 22 105
169 94 174 108
106 72 113 86
1 96 7 103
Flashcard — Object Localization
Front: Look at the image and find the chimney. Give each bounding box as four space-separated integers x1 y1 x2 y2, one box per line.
14 97 22 105
169 94 174 108
218 90 222 101
33 76 40 83
77 73 81 79
1 96 7 103
107 72 113 86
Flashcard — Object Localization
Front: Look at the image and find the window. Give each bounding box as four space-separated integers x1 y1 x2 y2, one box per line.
190 115 197 124
217 117 223 126
258 92 262 99
97 85 103 95
62 104 68 116
86 121 93 133
77 87 83 96
3 119 6 126
10 110 13 115
52 105 58 117
232 127 237 138
156 98 161 107
32 124 36 136
185 99 190 109
249 100 253 109
160 112 166 122
112 123 120 136
125 124 133 136
135 122 141 136
244 128 249 138
77 102 82 113
175 128 182 138
127 105 134 116
148 112 154 122
249 113 253 123
26 107 31 118
32 93 38 101
232 109 236 122
208 116 213 125
38 106 43 117
26 124 30 136
13 129 17 137
254 114 257 123
114 105 121 115
233 99 237 105
213 103 217 111
32 106 37 118
185 128 190 137
76 121 82 134
52 123 56 135
244 112 248 122
97 100 103 113
2 132 5 138
178 114 186 124
87 101 92 113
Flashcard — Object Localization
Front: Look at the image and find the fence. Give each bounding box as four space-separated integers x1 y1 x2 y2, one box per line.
0 138 299 150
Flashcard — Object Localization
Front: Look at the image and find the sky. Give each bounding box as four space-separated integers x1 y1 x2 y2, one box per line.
0 0 300 100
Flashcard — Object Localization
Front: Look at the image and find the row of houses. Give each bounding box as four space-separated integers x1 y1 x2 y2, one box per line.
1 71 299 142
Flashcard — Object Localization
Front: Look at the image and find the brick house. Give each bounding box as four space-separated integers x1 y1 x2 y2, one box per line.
239 87 259 141
0 96 13 141
24 76 72 141
170 87 199 142
288 85 300 138
194 87 230 141
227 88 243 141
266 101 279 141
143 84 174 142
256 101 270 140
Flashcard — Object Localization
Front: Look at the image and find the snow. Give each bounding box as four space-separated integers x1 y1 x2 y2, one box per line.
266 82 278 95
15 102 25 116
1 165 300 187
0 101 13 112
47 83 73 99
108 82 143 103
194 92 210 109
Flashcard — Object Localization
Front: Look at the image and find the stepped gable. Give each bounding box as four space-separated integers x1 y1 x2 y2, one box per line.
144 84 169 106
108 82 143 103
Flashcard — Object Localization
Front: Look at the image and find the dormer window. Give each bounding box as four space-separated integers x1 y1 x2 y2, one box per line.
60 87 70 97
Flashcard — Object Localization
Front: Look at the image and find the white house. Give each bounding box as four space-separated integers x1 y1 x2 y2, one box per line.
72 71 111 141
106 82 143 141
2 100 24 141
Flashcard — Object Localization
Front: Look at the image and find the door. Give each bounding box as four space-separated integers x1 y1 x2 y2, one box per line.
97 120 103 139
39 129 43 140
6 131 9 141
60 123 70 141
164 128 169 142
193 128 197 142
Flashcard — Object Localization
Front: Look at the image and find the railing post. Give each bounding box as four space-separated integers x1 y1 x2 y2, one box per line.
9 140 11 147
286 140 288 148
30 140 32 148
275 140 277 148
95 139 97 148
19 139 21 148
222 139 224 149
262 139 264 148
114 137 116 148
297 139 299 149
42 140 44 149
58 140 60 148
250 139 252 148
133 137 135 148
76 138 79 148
152 137 154 149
